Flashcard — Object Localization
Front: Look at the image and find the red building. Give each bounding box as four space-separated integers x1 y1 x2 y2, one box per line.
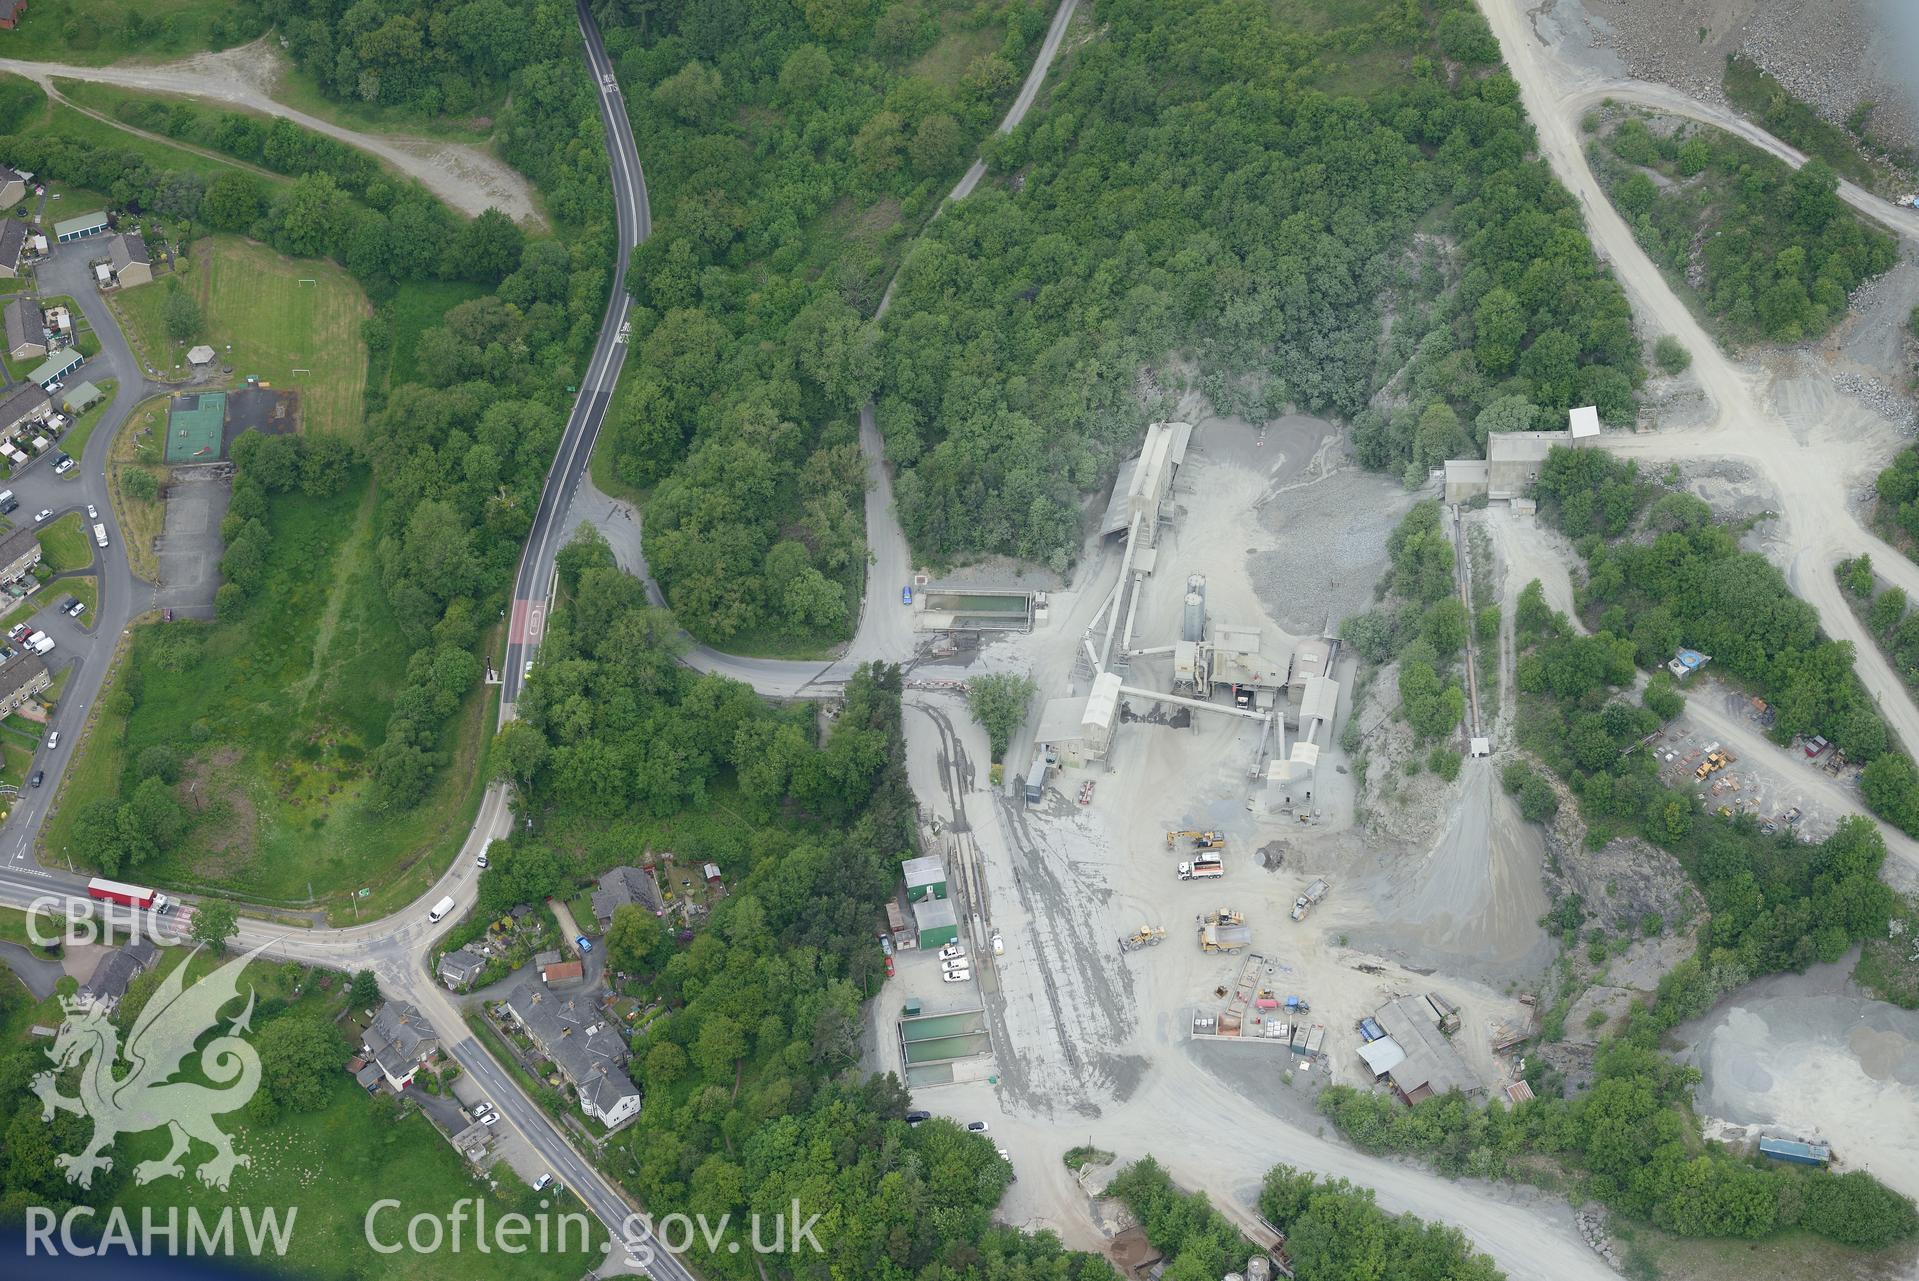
0 2 26 32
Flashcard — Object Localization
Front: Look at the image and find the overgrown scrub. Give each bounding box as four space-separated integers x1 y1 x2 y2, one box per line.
1590 113 1894 345
879 0 1640 568
1344 501 1468 741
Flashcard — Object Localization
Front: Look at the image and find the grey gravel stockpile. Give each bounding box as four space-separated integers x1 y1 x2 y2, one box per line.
1250 467 1417 637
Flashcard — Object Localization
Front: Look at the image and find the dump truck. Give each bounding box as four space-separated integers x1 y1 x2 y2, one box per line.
1166 829 1226 849
1290 878 1328 921
1198 921 1252 953
1178 854 1224 880
1121 925 1165 952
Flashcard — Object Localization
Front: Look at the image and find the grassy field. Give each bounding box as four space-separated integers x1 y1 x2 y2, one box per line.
195 237 370 439
37 512 93 573
114 236 370 438
59 378 117 469
387 279 488 387
49 472 495 908
0 0 251 66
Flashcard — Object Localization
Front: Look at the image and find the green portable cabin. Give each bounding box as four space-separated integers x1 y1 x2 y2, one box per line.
913 897 959 949
902 853 947 902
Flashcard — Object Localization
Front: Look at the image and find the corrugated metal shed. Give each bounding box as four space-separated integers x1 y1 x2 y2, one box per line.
1358 1036 1406 1077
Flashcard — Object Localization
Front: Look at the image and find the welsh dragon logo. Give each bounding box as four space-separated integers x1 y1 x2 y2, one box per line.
33 941 270 1191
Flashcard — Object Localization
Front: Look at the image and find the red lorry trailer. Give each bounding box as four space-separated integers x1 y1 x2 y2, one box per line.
86 877 172 912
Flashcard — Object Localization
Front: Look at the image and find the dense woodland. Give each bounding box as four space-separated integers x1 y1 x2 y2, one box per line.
590 0 1051 646
481 539 1109 1278
876 0 1639 569
1589 114 1895 345
260 0 571 116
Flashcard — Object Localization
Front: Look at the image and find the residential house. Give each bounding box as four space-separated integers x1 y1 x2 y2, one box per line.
438 946 487 992
3 295 42 360
105 232 152 288
0 382 46 444
28 347 81 388
590 865 663 925
53 210 108 244
0 527 43 588
0 2 25 33
361 999 440 1092
0 651 49 717
0 165 26 206
77 938 159 1014
0 218 24 279
502 983 642 1128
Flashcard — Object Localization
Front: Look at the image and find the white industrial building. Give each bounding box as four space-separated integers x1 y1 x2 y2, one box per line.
1100 421 1192 546
1035 670 1122 768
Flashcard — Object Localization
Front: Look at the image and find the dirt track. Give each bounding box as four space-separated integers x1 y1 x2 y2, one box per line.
1481 1 1919 888
0 39 543 224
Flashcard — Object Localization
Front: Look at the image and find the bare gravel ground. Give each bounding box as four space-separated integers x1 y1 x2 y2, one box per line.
1673 956 1919 1200
0 39 544 224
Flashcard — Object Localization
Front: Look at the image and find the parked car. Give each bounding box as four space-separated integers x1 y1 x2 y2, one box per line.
8 624 27 642
532 1174 552 1192
46 731 58 751
0 499 16 514
33 509 51 523
52 458 72 476
941 958 970 974
480 1111 499 1126
477 851 489 869
901 585 912 605
85 504 97 519
941 968 971 983
59 596 77 613
905 1110 930 1125
67 602 83 618
575 935 593 953
937 944 966 961
965 1121 989 1133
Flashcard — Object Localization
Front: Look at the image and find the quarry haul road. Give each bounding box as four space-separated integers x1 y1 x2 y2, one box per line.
1480 0 1919 889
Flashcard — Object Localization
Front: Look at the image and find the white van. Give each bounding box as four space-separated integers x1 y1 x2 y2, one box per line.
46 730 58 751
428 895 456 923
0 490 13 507
92 522 108 548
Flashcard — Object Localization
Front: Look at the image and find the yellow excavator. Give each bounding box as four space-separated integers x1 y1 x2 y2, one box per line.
1166 829 1226 849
